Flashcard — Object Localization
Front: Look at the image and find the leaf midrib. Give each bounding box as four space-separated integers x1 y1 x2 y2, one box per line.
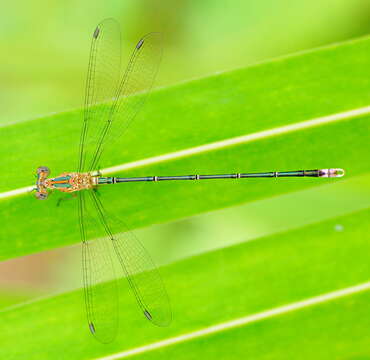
1 105 369 200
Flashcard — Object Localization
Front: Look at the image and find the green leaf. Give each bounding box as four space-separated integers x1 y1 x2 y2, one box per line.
1 37 370 260
1 208 369 359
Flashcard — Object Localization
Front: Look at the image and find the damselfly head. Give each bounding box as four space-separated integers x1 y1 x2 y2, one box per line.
37 166 50 176
35 166 50 200
35 191 48 200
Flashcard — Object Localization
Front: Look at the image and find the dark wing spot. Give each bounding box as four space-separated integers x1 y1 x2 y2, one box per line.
93 27 100 39
144 310 152 321
89 322 96 334
136 39 144 49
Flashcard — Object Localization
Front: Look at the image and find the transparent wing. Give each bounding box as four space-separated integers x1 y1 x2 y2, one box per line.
80 19 163 173
79 191 119 343
90 191 172 327
87 32 163 172
78 18 122 172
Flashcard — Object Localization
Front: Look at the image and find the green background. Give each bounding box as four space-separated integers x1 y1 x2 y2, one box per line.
0 1 369 359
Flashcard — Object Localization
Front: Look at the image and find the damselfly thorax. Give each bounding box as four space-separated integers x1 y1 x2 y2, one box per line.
35 167 98 198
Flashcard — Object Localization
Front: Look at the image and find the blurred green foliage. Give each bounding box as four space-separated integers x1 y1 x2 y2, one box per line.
1 35 370 261
1 0 370 125
1 208 369 359
0 2 370 358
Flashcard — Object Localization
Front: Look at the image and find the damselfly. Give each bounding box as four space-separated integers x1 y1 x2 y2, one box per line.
34 18 345 343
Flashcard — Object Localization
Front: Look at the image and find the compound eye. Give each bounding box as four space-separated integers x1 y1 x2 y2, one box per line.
35 191 48 200
37 166 50 176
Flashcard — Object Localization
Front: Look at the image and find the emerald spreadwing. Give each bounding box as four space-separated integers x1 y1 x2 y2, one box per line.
34 18 344 343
